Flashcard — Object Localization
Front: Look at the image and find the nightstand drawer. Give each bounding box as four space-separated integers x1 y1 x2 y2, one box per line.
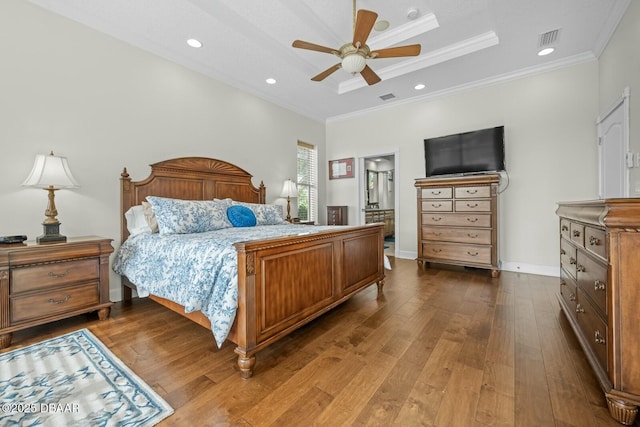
11 258 99 293
11 283 100 323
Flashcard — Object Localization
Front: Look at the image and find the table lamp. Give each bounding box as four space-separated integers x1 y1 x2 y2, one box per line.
280 179 298 222
22 151 79 244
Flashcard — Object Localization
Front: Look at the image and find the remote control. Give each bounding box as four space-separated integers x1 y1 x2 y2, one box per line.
0 235 27 244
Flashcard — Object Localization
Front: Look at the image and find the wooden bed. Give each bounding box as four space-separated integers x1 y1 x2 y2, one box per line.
119 157 385 378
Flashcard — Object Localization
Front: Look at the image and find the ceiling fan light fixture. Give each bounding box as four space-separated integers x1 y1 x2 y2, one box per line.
342 53 367 74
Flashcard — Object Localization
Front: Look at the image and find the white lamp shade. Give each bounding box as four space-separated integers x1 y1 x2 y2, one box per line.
280 179 299 198
341 53 366 74
22 153 79 189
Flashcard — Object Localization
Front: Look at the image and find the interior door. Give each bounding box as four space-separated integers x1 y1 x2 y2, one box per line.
598 89 630 198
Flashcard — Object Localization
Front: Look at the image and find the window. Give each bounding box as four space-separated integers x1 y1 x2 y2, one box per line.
297 141 317 222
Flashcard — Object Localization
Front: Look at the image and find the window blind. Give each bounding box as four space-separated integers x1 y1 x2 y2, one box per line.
297 141 317 222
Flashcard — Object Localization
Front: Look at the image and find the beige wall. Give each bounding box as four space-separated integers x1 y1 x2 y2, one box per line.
327 61 600 276
598 0 640 195
0 0 325 300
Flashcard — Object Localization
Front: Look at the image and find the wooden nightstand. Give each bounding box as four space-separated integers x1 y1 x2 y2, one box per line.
0 236 114 348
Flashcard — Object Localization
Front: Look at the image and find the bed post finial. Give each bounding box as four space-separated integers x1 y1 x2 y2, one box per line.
121 167 130 179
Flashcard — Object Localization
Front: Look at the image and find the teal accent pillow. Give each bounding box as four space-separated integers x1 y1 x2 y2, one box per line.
227 205 257 227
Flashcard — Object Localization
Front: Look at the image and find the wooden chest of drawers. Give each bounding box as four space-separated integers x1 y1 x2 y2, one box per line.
557 199 640 425
327 206 347 225
0 236 113 348
415 174 500 277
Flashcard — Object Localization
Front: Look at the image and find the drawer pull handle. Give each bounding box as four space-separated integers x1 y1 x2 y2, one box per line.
48 295 71 304
467 233 478 239
432 248 442 253
589 236 600 246
466 217 478 223
48 269 70 278
432 232 442 237
561 225 569 232
560 249 566 255
432 191 442 195
572 230 581 237
432 217 442 222
576 304 584 314
466 203 478 208
467 251 479 256
577 264 585 272
594 280 606 291
594 330 605 345
569 293 576 302
569 257 576 265
466 189 478 194
431 203 442 208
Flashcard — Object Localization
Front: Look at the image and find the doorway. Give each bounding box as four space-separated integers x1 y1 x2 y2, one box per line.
598 88 630 198
358 152 399 257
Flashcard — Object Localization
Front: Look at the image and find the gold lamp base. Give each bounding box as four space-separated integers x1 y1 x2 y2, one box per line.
36 186 67 244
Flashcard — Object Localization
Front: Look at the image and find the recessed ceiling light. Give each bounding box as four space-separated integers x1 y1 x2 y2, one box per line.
538 47 555 56
266 78 277 85
414 83 426 90
187 38 202 48
374 20 390 31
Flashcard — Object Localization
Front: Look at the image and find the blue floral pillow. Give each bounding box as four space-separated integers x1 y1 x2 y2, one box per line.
146 196 232 234
227 205 257 227
230 201 286 225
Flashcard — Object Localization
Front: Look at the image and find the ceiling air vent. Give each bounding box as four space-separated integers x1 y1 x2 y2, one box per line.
538 29 560 47
379 93 396 101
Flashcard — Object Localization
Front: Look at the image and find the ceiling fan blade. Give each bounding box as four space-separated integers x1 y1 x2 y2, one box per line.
352 9 378 48
370 44 422 58
311 63 342 81
360 65 381 85
292 40 339 55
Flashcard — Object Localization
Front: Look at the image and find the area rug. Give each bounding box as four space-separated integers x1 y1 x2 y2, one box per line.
0 329 173 426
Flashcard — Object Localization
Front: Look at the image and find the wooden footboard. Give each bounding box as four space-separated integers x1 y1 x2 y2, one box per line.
230 223 385 378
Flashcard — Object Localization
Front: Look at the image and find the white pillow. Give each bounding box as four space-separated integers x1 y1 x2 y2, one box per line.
124 205 152 235
146 196 232 235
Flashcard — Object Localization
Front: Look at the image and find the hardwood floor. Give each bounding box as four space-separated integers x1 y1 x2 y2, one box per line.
2 257 628 426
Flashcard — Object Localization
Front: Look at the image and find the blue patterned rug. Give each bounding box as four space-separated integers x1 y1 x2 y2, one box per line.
0 329 173 426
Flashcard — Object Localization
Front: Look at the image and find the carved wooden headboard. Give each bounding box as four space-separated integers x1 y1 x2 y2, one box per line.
120 157 266 243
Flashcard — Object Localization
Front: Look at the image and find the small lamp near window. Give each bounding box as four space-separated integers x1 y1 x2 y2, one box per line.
280 179 298 223
22 151 79 244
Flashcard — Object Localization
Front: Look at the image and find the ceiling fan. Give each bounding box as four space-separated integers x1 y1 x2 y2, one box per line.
292 1 421 85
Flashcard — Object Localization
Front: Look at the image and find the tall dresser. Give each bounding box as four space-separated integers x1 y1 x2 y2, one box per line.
557 199 640 425
327 206 348 225
415 174 500 277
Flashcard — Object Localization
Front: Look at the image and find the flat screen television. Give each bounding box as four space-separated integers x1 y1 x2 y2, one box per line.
424 126 505 177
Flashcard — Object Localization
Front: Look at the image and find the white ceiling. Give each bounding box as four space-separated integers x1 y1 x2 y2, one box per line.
28 0 630 122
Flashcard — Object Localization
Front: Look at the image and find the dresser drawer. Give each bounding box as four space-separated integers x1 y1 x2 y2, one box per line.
422 227 491 244
455 186 491 199
421 242 492 264
421 200 453 212
585 226 606 260
577 251 607 317
560 219 571 241
11 258 99 294
421 187 452 199
560 238 577 279
422 213 491 228
560 269 578 316
454 200 491 212
576 288 608 373
10 283 100 324
570 222 585 247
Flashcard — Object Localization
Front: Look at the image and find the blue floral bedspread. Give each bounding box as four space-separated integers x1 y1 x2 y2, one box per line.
112 225 342 347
